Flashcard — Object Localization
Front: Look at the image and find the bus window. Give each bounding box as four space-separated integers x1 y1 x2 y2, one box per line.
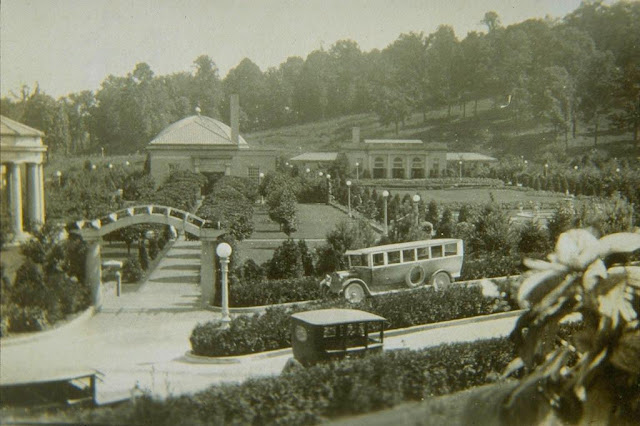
402 249 416 262
444 243 457 256
431 245 443 258
350 255 369 267
387 251 401 264
373 253 385 266
417 247 430 260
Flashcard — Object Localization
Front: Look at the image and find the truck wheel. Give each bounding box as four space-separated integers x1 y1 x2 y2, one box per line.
431 271 451 291
405 265 426 288
344 282 366 304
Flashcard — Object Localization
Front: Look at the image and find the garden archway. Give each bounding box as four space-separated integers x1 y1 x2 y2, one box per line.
69 205 224 310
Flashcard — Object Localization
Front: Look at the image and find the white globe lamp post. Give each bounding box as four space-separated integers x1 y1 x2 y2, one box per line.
216 242 233 328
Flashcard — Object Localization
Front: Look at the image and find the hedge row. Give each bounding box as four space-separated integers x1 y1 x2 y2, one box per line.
230 276 321 307
358 177 505 189
191 281 516 357
84 337 515 426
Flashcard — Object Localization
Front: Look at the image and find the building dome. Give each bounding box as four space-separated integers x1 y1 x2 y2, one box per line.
148 115 249 148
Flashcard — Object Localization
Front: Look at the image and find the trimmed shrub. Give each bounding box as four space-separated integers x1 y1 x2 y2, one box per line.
191 282 517 357
88 338 516 426
122 257 143 283
266 239 304 279
230 276 321 307
461 254 521 280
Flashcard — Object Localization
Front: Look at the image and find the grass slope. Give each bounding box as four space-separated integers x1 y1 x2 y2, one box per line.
245 98 636 160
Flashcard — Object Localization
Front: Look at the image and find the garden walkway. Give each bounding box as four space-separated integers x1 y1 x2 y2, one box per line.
1 237 520 405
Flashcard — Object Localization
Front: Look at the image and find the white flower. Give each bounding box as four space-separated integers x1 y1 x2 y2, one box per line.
480 279 500 299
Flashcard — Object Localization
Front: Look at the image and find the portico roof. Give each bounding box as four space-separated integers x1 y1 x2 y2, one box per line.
1 115 44 138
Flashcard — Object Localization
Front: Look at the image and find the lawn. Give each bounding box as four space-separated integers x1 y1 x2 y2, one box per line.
388 187 570 205
236 203 351 264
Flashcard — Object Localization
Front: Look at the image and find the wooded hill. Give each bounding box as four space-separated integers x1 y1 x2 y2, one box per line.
1 1 638 160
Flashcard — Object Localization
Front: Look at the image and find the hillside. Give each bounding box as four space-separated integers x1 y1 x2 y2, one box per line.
246 98 638 161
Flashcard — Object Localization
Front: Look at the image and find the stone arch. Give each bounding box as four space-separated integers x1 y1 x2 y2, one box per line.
69 205 224 310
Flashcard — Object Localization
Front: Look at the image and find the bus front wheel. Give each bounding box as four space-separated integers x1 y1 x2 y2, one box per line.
344 282 366 304
431 271 451 291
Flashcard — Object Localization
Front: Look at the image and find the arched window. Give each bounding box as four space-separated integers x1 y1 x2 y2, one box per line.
392 157 404 179
373 157 386 179
411 157 424 179
430 158 440 178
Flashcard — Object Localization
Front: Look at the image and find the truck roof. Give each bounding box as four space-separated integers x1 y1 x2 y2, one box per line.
344 239 461 256
291 309 387 326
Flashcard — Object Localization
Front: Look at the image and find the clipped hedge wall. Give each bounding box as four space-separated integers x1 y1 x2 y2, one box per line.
191 281 517 357
230 276 321 307
86 338 515 426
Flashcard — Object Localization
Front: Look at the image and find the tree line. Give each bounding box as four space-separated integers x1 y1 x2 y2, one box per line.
1 1 638 156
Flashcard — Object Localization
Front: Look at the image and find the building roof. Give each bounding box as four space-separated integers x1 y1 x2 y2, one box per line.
447 152 497 162
289 152 338 162
1 115 44 138
148 115 249 148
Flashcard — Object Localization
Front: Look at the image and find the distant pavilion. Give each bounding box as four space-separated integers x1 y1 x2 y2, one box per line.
1 116 47 242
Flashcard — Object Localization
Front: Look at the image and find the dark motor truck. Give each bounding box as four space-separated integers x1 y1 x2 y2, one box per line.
320 239 464 303
290 309 387 366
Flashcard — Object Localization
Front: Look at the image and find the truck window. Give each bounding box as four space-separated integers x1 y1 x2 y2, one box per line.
350 255 369 267
431 245 443 258
373 253 385 266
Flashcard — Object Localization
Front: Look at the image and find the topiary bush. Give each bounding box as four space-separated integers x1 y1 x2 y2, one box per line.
122 257 143 283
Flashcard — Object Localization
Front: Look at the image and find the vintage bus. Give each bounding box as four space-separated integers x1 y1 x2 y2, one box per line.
320 239 464 303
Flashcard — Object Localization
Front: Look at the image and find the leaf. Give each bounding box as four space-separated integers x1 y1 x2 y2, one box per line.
501 357 524 379
598 233 640 257
610 329 640 374
607 266 640 290
598 281 637 327
517 269 567 307
523 258 567 272
582 259 607 291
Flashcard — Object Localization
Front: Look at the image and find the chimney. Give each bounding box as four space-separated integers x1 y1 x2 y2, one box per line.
352 127 360 145
230 94 239 145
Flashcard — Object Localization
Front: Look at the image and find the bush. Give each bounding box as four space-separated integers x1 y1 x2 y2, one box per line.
90 338 516 425
191 282 517 357
230 276 321 307
3 303 49 333
122 257 143 283
461 254 522 280
266 239 304 280
241 259 265 283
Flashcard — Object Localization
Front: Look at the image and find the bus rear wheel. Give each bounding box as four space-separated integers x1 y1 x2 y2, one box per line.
405 265 426 288
431 271 451 291
344 282 366 304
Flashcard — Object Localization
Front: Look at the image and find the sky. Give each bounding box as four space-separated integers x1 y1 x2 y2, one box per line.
1 0 593 99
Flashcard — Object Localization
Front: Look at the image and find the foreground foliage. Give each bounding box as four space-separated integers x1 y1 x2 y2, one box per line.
83 338 515 425
503 229 640 424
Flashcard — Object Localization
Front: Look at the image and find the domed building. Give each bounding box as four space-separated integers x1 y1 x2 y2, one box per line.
146 95 276 186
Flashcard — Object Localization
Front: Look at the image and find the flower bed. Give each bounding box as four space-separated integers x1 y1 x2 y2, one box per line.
83 337 516 426
191 280 516 357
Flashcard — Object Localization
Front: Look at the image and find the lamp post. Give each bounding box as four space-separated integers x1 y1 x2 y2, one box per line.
55 170 62 186
458 161 462 180
412 194 421 226
217 242 232 328
355 162 360 180
326 174 331 204
382 190 389 236
346 180 352 217
305 168 310 174
259 172 265 204
544 163 549 177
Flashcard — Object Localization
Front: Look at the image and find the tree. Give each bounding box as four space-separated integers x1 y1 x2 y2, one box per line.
267 186 298 236
266 239 304 280
577 50 620 146
481 11 501 33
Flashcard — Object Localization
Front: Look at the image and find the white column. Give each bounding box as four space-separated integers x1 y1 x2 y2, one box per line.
27 163 40 229
38 163 46 224
200 239 216 306
8 163 25 239
85 237 103 309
